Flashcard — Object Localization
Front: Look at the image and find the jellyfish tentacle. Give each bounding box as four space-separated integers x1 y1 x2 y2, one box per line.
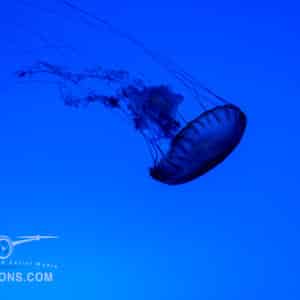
12 1 79 59
57 0 227 107
16 0 227 107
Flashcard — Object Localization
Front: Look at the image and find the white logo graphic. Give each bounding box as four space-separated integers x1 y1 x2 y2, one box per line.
0 235 59 260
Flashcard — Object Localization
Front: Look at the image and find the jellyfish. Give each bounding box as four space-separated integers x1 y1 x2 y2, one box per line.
14 0 247 185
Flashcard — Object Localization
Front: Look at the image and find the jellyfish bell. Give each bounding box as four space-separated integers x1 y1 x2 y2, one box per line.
150 104 247 185
13 0 247 185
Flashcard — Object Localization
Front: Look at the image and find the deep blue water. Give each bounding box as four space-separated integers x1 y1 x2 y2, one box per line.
0 0 299 299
